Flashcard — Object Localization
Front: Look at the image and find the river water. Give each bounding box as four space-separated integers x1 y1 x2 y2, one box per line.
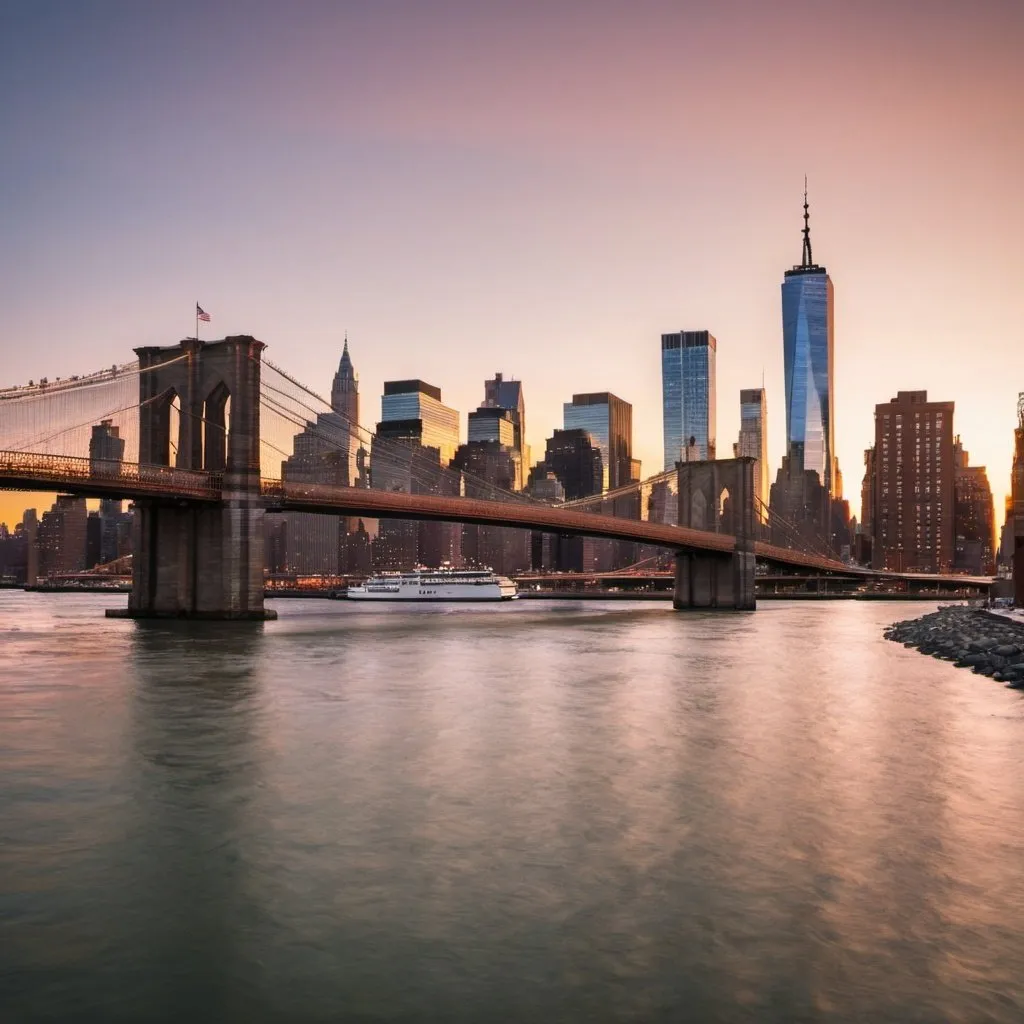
2 592 1024 1022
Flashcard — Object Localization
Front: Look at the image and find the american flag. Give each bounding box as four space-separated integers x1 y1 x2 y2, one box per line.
196 304 211 322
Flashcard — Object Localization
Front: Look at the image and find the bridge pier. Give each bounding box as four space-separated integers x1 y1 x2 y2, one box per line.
673 548 756 610
673 457 756 611
110 336 274 620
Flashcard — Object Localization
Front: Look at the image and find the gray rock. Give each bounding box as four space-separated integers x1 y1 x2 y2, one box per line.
994 645 1020 658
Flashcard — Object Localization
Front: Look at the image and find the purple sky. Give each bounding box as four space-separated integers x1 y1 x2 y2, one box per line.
2 0 1022 525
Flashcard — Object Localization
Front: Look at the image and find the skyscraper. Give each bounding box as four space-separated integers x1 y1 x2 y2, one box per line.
372 380 462 568
733 388 768 521
661 330 716 469
381 380 460 466
563 392 635 492
89 419 127 564
871 391 954 573
279 338 363 574
482 372 528 483
782 183 835 495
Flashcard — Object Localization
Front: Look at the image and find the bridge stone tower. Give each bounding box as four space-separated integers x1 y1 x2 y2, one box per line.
674 457 756 610
123 336 272 620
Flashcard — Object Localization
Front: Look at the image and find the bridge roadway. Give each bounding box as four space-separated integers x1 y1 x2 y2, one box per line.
0 452 986 583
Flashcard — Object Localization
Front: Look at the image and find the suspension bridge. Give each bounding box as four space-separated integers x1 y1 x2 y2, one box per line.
0 335 984 618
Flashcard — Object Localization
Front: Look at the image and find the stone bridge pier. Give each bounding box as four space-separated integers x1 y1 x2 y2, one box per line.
673 457 756 611
113 336 272 620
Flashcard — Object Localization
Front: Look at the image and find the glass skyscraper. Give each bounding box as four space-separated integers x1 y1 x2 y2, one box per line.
782 188 835 495
380 380 460 466
661 330 716 470
562 392 634 492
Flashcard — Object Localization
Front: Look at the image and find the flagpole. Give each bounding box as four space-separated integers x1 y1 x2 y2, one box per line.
195 302 199 342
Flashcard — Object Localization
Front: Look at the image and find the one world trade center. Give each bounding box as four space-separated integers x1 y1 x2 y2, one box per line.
782 184 835 496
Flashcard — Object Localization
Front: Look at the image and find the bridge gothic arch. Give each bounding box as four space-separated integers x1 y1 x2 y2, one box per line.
129 335 270 620
202 380 231 472
675 457 756 610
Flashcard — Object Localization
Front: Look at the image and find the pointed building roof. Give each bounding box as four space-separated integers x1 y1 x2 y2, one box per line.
338 334 354 378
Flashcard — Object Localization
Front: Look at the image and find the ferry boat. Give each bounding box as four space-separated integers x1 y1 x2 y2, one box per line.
347 568 518 602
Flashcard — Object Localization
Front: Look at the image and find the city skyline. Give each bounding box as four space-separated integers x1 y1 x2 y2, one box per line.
1 1 1022 527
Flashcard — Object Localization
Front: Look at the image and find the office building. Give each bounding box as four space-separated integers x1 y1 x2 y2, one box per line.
381 380 460 466
372 383 462 569
482 372 528 481
540 428 603 501
871 391 954 573
781 184 835 495
563 392 635 492
1011 394 1024 604
661 330 717 468
733 388 768 521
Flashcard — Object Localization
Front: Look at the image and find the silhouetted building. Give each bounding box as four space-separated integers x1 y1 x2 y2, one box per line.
38 495 87 577
1011 393 1024 604
542 429 603 501
23 508 38 585
782 183 835 496
343 519 373 575
953 438 996 576
563 392 635 491
857 447 876 564
871 391 954 573
90 419 128 563
451 440 530 574
733 388 767 521
662 330 716 467
85 511 102 569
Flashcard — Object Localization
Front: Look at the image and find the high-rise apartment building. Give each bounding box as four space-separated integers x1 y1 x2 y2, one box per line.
871 391 954 573
733 388 768 521
563 392 635 492
782 186 835 496
952 437 996 576
661 331 716 468
38 495 88 577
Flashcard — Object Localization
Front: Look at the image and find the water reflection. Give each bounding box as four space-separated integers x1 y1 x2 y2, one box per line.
2 595 1024 1021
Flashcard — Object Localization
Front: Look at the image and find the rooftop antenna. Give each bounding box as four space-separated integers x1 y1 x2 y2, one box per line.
801 175 814 268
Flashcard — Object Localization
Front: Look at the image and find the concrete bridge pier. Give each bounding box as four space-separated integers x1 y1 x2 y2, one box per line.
672 547 756 610
112 336 274 620
673 457 756 611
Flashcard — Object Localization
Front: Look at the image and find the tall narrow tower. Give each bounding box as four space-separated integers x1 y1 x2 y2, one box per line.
781 181 835 496
331 335 359 426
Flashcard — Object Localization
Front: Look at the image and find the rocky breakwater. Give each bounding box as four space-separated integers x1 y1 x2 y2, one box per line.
885 606 1024 686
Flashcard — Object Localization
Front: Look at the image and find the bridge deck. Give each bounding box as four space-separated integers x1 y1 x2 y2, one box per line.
0 453 990 583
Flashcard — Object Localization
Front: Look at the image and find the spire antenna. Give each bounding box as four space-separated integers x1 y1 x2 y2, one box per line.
801 175 814 268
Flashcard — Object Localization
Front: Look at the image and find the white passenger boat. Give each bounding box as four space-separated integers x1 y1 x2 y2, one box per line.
347 568 518 602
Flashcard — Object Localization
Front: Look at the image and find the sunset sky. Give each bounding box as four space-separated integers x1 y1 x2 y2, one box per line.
2 0 1022 529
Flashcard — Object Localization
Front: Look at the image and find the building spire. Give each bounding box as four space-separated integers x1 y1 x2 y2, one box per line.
801 175 813 268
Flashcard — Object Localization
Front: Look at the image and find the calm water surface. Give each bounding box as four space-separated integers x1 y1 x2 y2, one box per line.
2 592 1024 1022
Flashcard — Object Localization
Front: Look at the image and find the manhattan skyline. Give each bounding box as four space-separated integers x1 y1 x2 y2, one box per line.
1 0 1022 527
